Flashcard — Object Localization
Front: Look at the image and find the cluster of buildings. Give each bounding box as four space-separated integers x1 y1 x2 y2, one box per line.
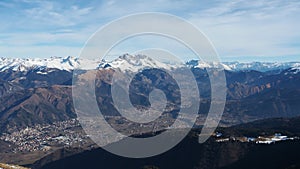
2 114 299 154
0 119 89 153
0 114 185 154
213 132 299 144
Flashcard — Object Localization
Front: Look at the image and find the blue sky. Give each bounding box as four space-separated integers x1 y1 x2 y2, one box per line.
0 0 300 62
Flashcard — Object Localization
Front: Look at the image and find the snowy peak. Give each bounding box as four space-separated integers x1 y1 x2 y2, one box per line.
186 60 300 72
0 56 80 72
291 63 300 70
186 60 232 70
98 54 184 72
223 62 300 72
283 63 300 75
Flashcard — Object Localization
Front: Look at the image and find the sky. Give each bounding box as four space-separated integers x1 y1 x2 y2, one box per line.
0 0 300 62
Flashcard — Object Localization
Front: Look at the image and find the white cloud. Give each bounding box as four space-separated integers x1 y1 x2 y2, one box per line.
0 45 80 58
0 1 14 8
23 1 94 27
188 0 300 58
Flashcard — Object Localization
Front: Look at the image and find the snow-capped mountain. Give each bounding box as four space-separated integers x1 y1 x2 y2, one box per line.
290 63 300 72
0 56 100 72
0 56 79 72
223 61 300 72
283 63 300 75
186 60 232 70
0 55 299 73
98 54 184 72
186 60 300 72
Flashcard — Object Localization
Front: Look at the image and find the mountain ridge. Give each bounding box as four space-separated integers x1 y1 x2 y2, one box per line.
1 54 299 73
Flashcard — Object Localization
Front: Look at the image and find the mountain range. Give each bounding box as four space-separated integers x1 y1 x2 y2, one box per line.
0 54 299 133
1 54 300 73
